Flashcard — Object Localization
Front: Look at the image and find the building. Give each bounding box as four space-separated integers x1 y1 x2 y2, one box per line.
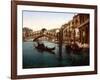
73 14 89 44
62 13 89 45
62 20 74 44
23 27 33 41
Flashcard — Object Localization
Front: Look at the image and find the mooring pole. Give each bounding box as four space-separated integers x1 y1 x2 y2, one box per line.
58 28 63 63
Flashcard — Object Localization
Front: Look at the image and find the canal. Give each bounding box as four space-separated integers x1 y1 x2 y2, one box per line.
23 41 89 69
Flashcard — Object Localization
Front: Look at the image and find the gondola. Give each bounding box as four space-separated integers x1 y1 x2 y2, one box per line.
35 42 55 52
35 46 55 51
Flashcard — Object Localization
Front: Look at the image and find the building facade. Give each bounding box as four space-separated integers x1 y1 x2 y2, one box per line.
62 14 89 45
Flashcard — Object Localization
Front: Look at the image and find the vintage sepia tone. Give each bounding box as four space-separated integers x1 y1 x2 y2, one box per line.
11 1 97 79
22 11 90 68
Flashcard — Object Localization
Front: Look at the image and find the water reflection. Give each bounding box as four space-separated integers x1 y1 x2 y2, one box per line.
23 41 89 69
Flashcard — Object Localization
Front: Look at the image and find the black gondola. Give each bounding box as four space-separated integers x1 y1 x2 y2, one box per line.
35 42 55 53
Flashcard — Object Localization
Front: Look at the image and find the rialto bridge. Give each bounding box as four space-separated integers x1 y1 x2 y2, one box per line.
24 30 59 42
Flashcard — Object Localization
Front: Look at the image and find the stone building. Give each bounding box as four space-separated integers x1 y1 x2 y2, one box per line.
62 20 74 44
62 13 89 45
23 27 33 41
73 14 89 44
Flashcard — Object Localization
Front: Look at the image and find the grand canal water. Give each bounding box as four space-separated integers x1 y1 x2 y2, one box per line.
23 41 89 69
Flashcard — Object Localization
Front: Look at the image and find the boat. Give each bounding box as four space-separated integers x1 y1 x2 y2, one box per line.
35 42 55 52
36 46 55 51
65 43 82 54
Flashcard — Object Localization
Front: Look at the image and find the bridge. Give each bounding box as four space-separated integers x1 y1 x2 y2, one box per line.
33 34 54 41
33 31 57 41
24 31 58 42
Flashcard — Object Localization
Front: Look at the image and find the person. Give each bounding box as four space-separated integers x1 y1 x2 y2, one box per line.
37 41 45 49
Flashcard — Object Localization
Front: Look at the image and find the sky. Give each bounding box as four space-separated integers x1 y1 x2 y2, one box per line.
23 10 75 31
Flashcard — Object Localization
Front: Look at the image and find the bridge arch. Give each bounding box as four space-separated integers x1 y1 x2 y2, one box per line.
33 34 53 41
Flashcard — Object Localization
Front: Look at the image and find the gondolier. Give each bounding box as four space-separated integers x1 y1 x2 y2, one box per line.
35 41 55 52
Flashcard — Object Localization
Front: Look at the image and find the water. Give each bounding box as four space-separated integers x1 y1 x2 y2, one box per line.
23 41 89 69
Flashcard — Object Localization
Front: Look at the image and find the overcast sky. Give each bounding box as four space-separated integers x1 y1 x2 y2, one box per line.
23 11 75 31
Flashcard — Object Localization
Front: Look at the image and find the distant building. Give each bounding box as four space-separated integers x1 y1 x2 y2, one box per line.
62 20 74 44
23 27 33 41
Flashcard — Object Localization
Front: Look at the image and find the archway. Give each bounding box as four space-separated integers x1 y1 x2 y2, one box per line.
33 34 52 41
